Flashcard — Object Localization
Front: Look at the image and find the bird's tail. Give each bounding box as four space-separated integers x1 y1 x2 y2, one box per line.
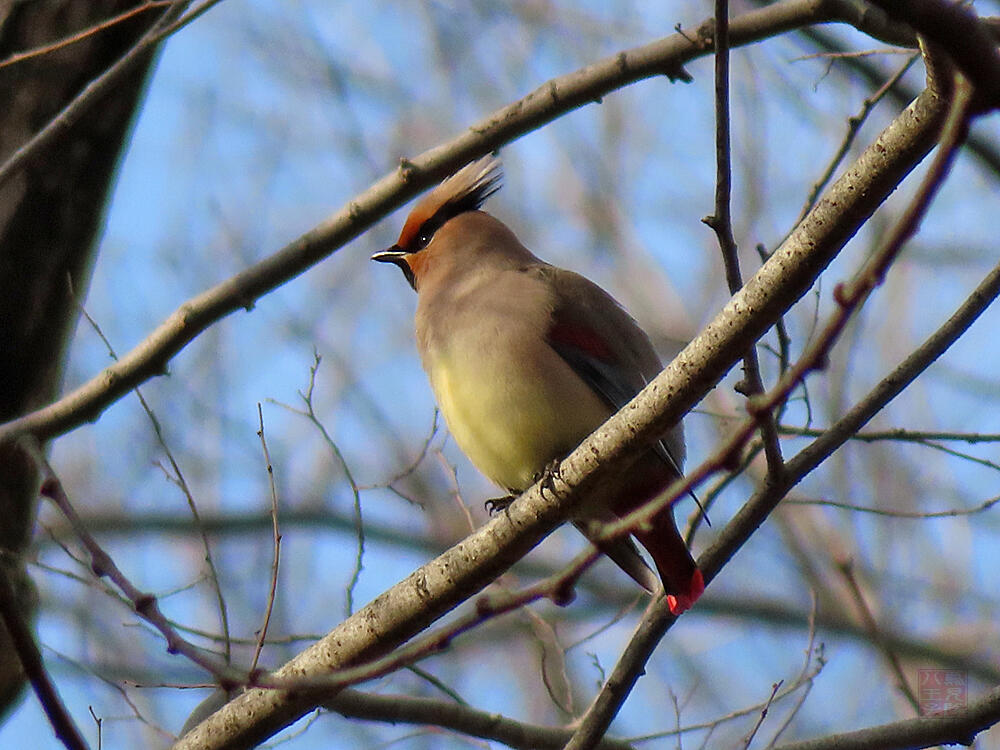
573 519 660 592
630 506 703 615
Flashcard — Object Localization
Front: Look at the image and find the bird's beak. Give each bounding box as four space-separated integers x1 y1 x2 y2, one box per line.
372 245 416 290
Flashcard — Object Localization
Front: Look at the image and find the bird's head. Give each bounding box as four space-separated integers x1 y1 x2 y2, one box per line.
372 156 503 291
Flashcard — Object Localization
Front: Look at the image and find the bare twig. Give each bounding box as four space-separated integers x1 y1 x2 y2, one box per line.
33 450 244 686
0 563 88 750
784 494 1000 519
562 590 677 750
765 593 822 745
777 426 1000 444
836 562 919 712
0 1 176 70
702 0 784 479
741 681 782 748
71 282 232 662
628 648 823 744
251 404 282 673
386 409 441 487
270 352 365 616
791 53 920 234
88 707 101 750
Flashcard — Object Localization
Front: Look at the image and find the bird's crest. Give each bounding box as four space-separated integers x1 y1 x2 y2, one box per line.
396 156 503 252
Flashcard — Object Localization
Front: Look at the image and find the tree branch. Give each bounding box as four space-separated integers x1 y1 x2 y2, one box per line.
324 688 636 750
0 562 87 750
773 684 1000 750
866 0 1000 108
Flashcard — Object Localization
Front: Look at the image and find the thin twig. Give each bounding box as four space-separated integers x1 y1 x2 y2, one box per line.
621 653 824 743
777 426 1000 443
71 281 232 662
88 707 101 750
0 1 177 70
765 592 822 746
742 681 783 749
387 409 441 487
0 563 88 750
251 404 282 673
836 561 920 712
32 449 244 686
702 0 785 479
562 591 676 750
791 53 920 234
270 352 366 616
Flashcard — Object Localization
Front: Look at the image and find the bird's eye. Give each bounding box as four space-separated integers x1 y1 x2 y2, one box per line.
415 230 433 250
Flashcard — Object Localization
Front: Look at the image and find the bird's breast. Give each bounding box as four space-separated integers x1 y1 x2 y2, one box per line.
416 276 610 491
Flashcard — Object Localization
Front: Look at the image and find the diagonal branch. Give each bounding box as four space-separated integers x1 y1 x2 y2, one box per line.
0 563 87 750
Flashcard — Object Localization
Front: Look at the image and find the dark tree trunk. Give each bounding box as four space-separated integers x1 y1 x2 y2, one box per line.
0 0 168 718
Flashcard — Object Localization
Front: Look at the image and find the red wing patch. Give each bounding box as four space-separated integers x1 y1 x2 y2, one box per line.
548 319 614 362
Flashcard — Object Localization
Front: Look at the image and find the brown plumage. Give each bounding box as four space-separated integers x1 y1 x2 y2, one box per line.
373 157 703 614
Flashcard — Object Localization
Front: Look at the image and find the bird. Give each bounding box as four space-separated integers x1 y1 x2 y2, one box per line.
372 156 703 615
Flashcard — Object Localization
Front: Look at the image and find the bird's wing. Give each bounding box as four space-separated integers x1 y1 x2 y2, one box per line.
532 265 685 473
531 265 702 607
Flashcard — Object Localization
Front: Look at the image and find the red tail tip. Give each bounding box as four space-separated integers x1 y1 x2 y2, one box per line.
666 568 704 616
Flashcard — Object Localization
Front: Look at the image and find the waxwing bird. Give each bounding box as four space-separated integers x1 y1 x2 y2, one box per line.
372 157 703 615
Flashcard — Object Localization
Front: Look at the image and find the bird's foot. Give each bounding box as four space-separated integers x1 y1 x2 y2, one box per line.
534 459 562 497
485 494 517 515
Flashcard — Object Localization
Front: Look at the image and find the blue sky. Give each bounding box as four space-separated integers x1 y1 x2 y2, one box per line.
4 1 1000 747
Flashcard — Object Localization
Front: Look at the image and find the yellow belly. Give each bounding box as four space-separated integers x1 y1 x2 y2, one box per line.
430 346 610 492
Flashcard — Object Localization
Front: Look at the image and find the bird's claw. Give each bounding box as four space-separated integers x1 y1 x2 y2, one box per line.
534 459 562 496
485 494 516 515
